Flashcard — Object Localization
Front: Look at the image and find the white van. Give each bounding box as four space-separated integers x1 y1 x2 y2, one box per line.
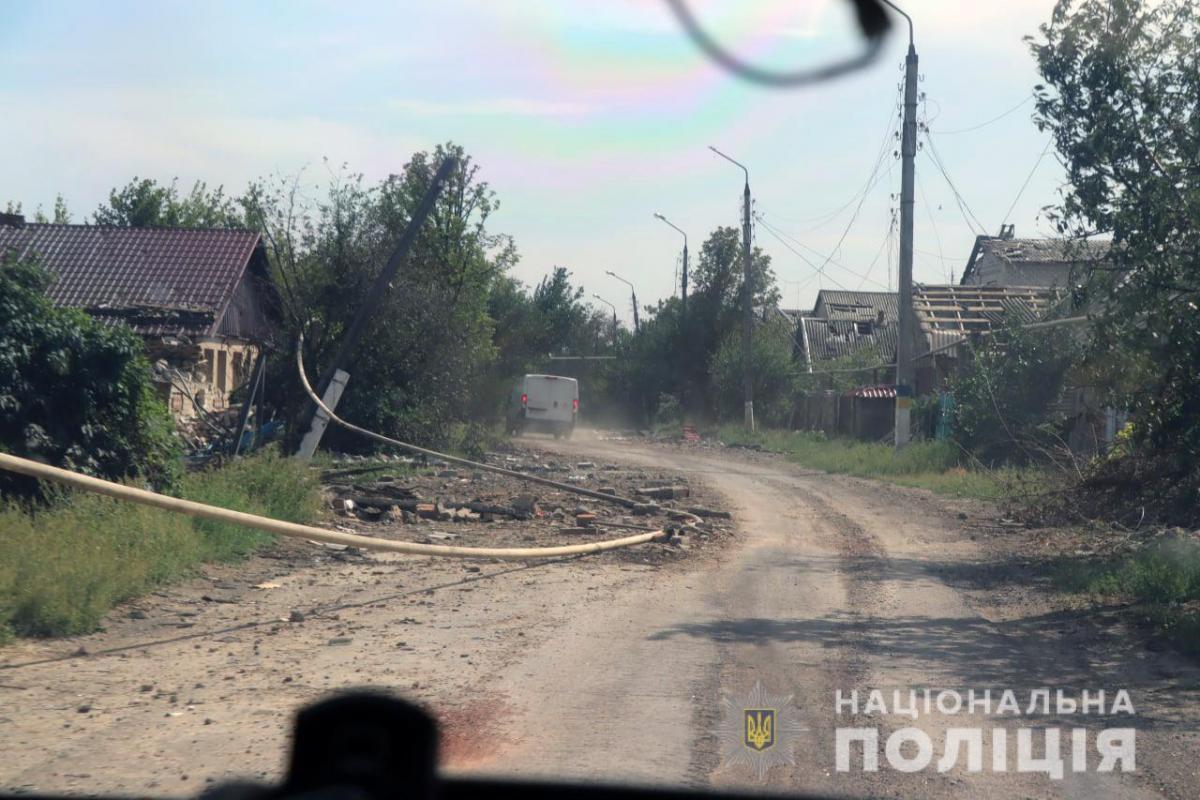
507 374 578 438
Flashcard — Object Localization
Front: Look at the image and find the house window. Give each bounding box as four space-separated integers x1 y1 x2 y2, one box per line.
233 352 245 387
217 350 228 393
855 321 873 335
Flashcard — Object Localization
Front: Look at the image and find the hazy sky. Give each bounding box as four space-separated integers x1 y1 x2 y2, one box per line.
1 0 1063 322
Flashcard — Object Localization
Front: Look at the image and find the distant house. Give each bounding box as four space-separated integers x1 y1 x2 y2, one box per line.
960 225 1110 288
0 214 277 420
785 290 899 374
781 290 899 440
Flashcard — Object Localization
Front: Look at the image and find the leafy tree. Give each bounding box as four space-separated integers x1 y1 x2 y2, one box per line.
953 319 1083 465
709 315 800 427
3 197 71 223
94 178 245 228
247 144 515 448
1030 0 1200 512
31 195 71 224
690 226 778 309
0 255 180 496
688 226 778 412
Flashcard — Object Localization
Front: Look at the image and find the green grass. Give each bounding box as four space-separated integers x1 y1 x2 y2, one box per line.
1057 537 1200 653
0 450 320 641
716 425 1020 500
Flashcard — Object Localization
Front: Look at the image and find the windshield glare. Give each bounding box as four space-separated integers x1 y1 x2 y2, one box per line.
2 1 1197 798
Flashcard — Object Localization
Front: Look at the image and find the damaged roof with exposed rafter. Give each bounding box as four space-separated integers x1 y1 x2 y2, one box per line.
913 284 1066 354
0 222 268 339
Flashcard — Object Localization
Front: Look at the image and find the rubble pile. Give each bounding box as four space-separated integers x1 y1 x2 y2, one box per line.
317 446 735 564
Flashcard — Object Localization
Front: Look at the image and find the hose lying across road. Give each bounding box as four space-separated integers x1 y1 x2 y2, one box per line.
294 334 699 525
0 336 703 560
0 452 671 560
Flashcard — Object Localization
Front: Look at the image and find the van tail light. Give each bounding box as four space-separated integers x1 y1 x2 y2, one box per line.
572 398 579 412
521 393 528 407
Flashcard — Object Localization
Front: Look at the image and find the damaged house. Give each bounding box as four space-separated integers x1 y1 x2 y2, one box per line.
789 290 899 376
0 214 276 421
960 225 1110 288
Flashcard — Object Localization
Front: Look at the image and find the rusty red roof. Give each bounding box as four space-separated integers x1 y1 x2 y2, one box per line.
0 222 263 339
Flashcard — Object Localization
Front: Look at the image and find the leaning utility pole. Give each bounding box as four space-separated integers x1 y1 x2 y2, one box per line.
297 157 458 454
709 145 755 431
887 1 917 448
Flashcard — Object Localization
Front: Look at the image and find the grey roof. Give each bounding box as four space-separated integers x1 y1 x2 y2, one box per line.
800 317 898 365
812 290 899 321
977 237 1110 264
962 236 1111 284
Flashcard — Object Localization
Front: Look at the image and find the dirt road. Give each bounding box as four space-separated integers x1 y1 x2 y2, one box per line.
2 432 1198 798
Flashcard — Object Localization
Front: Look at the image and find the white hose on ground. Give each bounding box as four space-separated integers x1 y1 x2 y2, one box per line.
0 452 672 560
294 334 701 525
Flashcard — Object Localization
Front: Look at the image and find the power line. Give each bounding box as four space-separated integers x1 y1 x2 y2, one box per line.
759 82 902 231
921 128 988 236
929 93 1034 135
856 217 894 290
757 214 891 290
915 169 949 282
755 216 850 291
1000 137 1054 228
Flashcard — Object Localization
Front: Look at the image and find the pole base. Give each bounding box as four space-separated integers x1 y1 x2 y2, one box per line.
894 403 911 449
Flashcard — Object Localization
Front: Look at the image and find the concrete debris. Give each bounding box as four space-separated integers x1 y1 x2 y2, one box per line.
636 485 690 500
312 443 734 566
685 506 733 520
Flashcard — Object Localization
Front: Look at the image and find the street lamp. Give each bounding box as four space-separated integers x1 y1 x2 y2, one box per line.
605 270 639 334
592 294 617 344
709 145 755 432
653 213 688 326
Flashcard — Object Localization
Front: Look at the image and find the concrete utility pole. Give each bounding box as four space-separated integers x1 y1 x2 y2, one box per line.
709 145 755 431
605 270 640 333
885 1 917 448
298 157 458 455
653 213 688 328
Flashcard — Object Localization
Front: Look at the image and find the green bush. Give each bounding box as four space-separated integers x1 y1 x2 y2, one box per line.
0 254 181 495
953 318 1083 465
1060 537 1200 653
0 451 319 639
